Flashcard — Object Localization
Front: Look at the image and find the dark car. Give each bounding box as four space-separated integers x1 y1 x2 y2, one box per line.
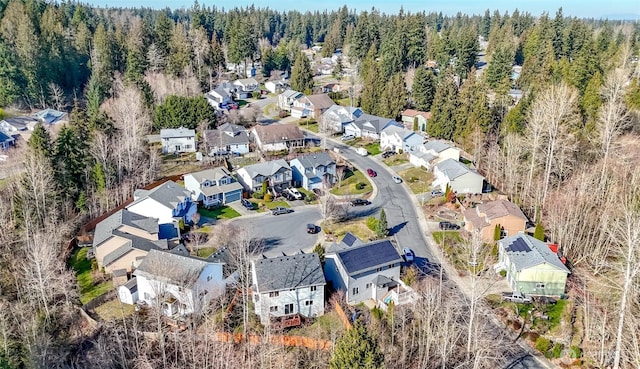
272 206 293 215
439 221 460 230
241 198 255 210
281 191 295 201
350 198 371 206
307 224 319 234
382 151 395 159
367 168 377 177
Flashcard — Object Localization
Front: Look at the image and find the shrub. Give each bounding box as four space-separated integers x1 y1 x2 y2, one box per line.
356 182 366 190
305 193 317 202
569 346 582 358
278 110 288 118
535 337 551 353
552 343 563 358
252 191 264 199
252 91 261 99
398 148 403 154
409 176 418 182
402 266 418 286
499 270 507 277
366 217 379 232
264 193 273 202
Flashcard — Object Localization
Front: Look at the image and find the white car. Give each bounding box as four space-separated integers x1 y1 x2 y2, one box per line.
402 247 415 262
392 175 402 183
341 134 355 141
285 187 303 200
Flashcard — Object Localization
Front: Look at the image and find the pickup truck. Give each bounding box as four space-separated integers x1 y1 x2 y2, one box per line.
355 147 368 156
502 292 532 303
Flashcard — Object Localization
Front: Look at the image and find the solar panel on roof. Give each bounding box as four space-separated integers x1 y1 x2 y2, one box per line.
508 238 531 253
341 232 357 247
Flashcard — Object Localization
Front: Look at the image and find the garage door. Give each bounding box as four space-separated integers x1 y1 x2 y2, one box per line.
225 190 242 203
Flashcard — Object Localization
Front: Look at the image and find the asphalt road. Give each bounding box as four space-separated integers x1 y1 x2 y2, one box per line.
228 206 322 258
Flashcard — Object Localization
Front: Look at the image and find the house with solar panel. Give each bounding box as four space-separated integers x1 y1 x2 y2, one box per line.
324 234 407 305
496 233 570 297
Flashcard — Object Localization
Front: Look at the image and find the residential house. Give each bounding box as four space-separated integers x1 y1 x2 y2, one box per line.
409 140 460 169
160 127 197 154
265 80 286 94
184 167 243 207
290 152 336 190
433 159 485 194
205 87 234 108
93 209 168 274
315 62 334 76
132 249 228 316
34 108 68 125
203 123 250 155
232 78 259 99
126 180 198 238
401 109 431 131
496 234 570 297
343 114 399 140
0 130 15 150
463 200 528 243
251 124 304 152
251 253 325 325
324 237 404 305
321 105 363 133
117 278 138 305
380 125 424 153
290 94 335 119
236 159 292 193
321 83 341 93
0 116 39 132
278 89 303 111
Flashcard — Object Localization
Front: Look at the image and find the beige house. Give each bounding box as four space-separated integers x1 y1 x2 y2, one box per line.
463 200 528 242
251 124 305 152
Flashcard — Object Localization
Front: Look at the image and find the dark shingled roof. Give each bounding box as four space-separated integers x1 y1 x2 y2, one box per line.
93 209 159 248
252 253 325 293
337 240 403 275
135 249 219 286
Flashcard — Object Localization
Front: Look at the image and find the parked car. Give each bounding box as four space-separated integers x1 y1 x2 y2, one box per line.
341 134 356 141
367 168 377 177
350 198 371 206
382 151 395 159
281 191 295 201
431 190 444 197
307 224 319 234
402 247 415 262
271 207 293 215
392 175 403 184
286 188 303 200
502 292 532 304
438 221 460 230
241 198 255 210
356 147 368 156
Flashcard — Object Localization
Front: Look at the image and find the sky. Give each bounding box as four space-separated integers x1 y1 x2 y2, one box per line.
82 0 640 19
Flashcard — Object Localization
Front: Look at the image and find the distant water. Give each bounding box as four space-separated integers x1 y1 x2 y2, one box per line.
82 0 640 19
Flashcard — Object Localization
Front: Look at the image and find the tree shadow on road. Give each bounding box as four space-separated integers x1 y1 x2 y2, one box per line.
388 221 407 235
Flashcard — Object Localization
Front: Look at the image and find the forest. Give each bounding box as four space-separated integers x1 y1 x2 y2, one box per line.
0 0 639 367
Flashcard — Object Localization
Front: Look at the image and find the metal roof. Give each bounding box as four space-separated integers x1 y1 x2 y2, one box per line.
252 253 325 293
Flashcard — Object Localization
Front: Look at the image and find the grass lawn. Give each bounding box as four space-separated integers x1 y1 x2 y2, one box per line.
324 219 378 243
68 247 112 304
236 100 249 107
330 169 371 196
298 120 319 133
363 142 381 155
398 167 434 194
262 200 290 210
288 310 345 337
298 187 319 204
432 231 462 244
198 206 241 220
195 247 217 258
383 155 409 166
93 299 136 321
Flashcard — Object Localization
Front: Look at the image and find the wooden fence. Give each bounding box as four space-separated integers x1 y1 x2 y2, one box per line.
211 331 332 351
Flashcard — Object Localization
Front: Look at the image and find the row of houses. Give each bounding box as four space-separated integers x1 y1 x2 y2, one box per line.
0 108 68 151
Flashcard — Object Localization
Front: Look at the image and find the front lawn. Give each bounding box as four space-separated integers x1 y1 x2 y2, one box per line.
68 247 112 304
323 219 378 243
432 230 462 245
262 200 290 210
298 187 319 204
330 169 371 196
382 155 409 166
398 167 434 194
298 120 319 133
198 206 241 220
363 142 381 155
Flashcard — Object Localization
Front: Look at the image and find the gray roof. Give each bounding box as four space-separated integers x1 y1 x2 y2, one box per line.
323 105 363 124
500 234 570 273
134 249 219 286
352 114 396 133
410 151 437 163
336 240 403 275
382 125 417 140
201 181 243 197
0 130 13 142
102 232 168 267
240 159 290 179
281 89 303 99
187 167 233 184
218 123 247 135
372 274 396 288
160 127 195 139
292 152 335 170
130 180 191 210
34 109 67 124
434 159 482 180
1 116 38 130
204 129 250 147
253 253 325 293
122 277 138 293
93 209 159 248
423 140 455 153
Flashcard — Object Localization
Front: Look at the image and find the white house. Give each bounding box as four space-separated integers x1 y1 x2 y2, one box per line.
184 167 243 207
0 116 39 132
380 125 424 153
343 114 399 140
204 123 250 155
251 253 325 325
265 80 286 94
432 158 485 194
236 159 292 193
132 250 227 316
205 87 234 108
324 237 404 305
278 89 303 111
126 180 198 238
232 78 259 99
290 153 336 190
321 105 363 133
409 140 461 169
251 124 304 153
160 127 197 154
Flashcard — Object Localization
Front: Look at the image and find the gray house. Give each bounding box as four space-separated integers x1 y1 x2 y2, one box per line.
289 152 336 190
321 105 363 133
251 253 326 325
160 127 197 154
236 159 292 193
183 167 243 207
204 123 250 156
343 114 399 140
432 158 485 194
324 236 404 305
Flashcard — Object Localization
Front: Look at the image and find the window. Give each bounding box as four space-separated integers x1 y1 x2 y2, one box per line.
284 303 294 314
310 286 317 292
207 275 212 282
536 283 546 289
376 267 384 272
352 287 359 295
365 283 372 289
270 306 278 312
269 291 279 298
305 300 313 306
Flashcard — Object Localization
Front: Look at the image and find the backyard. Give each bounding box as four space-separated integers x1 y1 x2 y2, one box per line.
298 119 319 133
68 247 112 305
398 167 434 194
346 138 381 156
330 168 371 196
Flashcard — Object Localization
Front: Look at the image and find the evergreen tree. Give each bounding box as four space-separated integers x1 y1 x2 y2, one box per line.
485 45 514 90
227 17 256 69
493 224 502 241
413 117 418 131
381 73 407 119
27 123 53 159
412 66 436 111
153 95 216 131
427 72 459 140
376 209 388 238
329 323 385 369
533 222 545 241
290 52 314 94
0 41 25 106
167 23 192 76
